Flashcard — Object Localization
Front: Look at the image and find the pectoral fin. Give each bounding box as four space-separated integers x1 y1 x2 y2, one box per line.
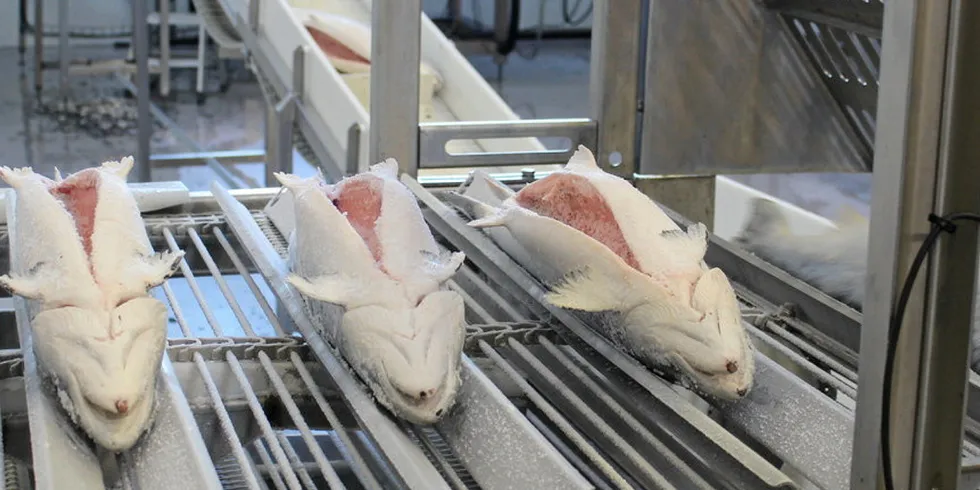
139 251 185 289
0 272 45 300
659 223 709 265
420 250 466 284
288 273 398 310
545 265 671 313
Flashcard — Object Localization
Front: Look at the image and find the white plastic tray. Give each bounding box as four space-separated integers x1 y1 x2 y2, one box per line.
252 0 553 176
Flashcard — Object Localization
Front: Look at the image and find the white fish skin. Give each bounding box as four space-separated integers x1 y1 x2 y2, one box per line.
0 160 183 452
295 9 444 91
445 146 755 400
276 159 466 424
733 198 868 310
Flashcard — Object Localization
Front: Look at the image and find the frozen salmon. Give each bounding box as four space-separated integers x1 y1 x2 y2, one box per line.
0 158 183 451
446 146 755 400
275 159 466 424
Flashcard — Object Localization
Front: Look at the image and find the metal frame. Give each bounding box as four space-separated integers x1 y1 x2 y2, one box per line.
851 0 980 488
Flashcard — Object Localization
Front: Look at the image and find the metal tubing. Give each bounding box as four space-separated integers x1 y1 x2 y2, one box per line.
589 0 643 178
850 0 977 488
418 119 597 169
369 0 421 176
133 0 152 182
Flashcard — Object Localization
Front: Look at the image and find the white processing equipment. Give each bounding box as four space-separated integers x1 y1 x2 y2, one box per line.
2 0 980 489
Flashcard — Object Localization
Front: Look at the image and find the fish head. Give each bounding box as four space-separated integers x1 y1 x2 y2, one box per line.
30 297 168 451
624 268 755 401
338 290 466 425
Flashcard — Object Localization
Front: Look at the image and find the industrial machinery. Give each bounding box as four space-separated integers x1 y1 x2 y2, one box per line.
1 0 978 489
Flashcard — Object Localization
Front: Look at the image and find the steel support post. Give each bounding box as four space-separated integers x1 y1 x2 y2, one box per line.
850 1 980 488
33 0 42 94
589 0 643 178
161 0 171 97
57 0 69 98
263 47 303 187
368 0 421 177
133 0 152 182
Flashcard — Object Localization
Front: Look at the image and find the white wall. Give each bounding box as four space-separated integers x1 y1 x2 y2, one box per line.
0 0 592 48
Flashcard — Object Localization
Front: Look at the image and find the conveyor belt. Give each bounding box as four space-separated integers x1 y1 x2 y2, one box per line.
8 181 980 488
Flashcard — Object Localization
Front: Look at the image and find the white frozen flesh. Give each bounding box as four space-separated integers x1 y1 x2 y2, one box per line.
276 159 466 424
0 158 183 451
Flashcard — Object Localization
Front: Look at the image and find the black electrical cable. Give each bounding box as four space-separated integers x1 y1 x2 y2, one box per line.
561 0 593 27
882 211 980 490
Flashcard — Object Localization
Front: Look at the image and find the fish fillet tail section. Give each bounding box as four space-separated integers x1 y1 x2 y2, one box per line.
442 191 502 225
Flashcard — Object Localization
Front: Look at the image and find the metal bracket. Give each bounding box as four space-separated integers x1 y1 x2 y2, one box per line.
346 123 363 176
418 119 598 169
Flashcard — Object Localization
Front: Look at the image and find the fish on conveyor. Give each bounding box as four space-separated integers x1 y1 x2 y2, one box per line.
295 9 444 92
275 160 467 424
733 197 868 310
444 146 756 400
733 197 980 373
0 159 184 451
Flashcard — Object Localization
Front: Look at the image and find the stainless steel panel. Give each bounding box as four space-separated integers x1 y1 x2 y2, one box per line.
640 0 870 175
589 0 643 178
369 0 422 177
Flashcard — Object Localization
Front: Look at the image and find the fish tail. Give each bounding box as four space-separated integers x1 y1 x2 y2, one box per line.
441 191 500 222
735 198 790 247
0 166 36 188
102 156 135 179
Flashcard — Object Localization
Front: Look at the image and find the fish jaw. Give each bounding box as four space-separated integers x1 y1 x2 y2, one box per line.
337 290 466 424
622 268 756 400
30 297 168 451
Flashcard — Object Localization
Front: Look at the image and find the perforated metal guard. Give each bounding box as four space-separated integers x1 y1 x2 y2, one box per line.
768 0 884 160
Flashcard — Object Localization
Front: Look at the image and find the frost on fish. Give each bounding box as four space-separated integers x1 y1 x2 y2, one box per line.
296 9 444 91
0 159 183 452
445 146 755 400
734 197 868 310
276 159 466 424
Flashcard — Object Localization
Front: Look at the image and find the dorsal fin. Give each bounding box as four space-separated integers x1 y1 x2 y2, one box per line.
565 145 599 172
370 158 400 179
273 172 321 192
102 156 134 180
